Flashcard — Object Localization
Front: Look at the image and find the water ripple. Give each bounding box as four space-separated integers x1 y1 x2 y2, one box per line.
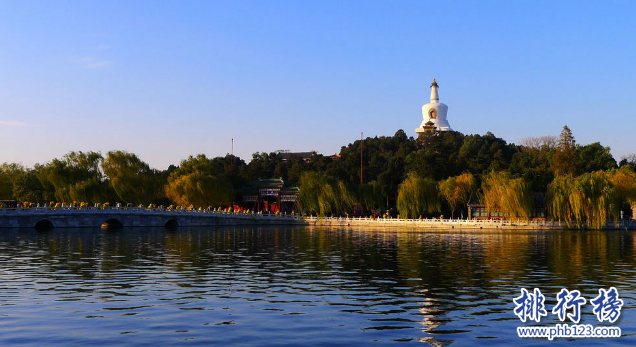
0 227 634 345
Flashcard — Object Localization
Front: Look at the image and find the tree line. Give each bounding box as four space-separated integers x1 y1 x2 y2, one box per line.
297 126 635 224
0 152 233 209
1 126 635 227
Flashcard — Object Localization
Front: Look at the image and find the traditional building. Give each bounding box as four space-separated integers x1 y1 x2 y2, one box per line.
415 79 452 136
467 193 547 220
238 178 299 214
275 150 317 163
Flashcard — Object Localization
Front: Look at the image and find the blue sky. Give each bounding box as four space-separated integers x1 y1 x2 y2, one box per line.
1 1 634 169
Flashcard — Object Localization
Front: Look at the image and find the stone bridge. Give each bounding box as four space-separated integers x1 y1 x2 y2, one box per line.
0 206 304 230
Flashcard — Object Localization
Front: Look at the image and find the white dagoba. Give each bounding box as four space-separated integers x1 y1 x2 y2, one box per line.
415 79 452 135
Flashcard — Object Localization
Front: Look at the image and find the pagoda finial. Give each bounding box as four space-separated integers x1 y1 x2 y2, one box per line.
430 78 439 101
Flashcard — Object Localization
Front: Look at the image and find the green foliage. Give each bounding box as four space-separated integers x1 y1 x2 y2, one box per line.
397 172 441 219
0 125 626 221
482 171 532 220
510 143 555 192
165 154 234 208
69 177 109 203
297 172 354 216
0 163 50 203
102 151 160 204
610 166 636 206
0 163 25 199
438 172 477 218
209 154 247 187
551 125 580 176
0 172 12 199
458 132 516 174
285 156 308 185
548 171 616 229
546 175 576 227
245 152 283 183
406 131 464 180
608 167 636 221
619 154 636 171
331 130 415 203
37 151 112 203
573 172 615 229
376 156 404 207
356 181 384 213
578 142 617 172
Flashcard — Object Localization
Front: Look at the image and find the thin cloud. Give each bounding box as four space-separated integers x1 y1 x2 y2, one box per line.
77 56 113 69
0 121 29 127
94 44 111 51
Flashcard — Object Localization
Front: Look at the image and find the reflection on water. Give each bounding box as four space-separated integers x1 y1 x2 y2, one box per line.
0 226 634 345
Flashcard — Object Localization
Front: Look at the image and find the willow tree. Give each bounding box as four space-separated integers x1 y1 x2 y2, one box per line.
397 172 441 219
482 171 532 220
438 172 477 219
102 150 159 204
37 151 112 203
576 171 615 229
165 154 234 208
357 181 384 213
548 171 615 229
0 163 24 199
609 166 636 215
547 175 577 227
297 172 354 216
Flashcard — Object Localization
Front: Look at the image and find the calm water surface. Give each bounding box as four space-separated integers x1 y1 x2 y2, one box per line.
0 226 635 346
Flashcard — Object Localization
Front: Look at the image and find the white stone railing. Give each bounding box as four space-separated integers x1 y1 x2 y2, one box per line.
304 216 636 229
0 206 301 221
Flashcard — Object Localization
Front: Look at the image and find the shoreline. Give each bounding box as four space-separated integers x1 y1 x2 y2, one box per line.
304 216 636 231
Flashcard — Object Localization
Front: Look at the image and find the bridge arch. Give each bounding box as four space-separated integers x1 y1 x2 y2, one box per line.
164 218 180 229
101 218 124 229
34 219 55 231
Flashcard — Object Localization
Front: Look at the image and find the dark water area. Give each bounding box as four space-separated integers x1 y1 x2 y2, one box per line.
0 226 635 346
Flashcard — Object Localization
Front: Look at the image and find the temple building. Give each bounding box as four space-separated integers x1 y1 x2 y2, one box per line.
238 178 298 214
275 150 317 163
415 79 452 136
467 194 548 220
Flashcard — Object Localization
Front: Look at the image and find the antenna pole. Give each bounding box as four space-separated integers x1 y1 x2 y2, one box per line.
360 132 363 185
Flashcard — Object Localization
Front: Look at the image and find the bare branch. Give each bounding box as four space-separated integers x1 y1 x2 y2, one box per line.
519 136 557 149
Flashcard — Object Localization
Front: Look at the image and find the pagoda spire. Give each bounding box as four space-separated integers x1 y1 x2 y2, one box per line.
416 77 452 136
430 78 439 102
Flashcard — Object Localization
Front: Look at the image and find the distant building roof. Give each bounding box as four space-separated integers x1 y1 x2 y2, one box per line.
281 187 299 193
276 151 317 162
249 178 285 187
239 179 299 201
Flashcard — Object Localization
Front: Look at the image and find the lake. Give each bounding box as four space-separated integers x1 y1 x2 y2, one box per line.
0 226 634 345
